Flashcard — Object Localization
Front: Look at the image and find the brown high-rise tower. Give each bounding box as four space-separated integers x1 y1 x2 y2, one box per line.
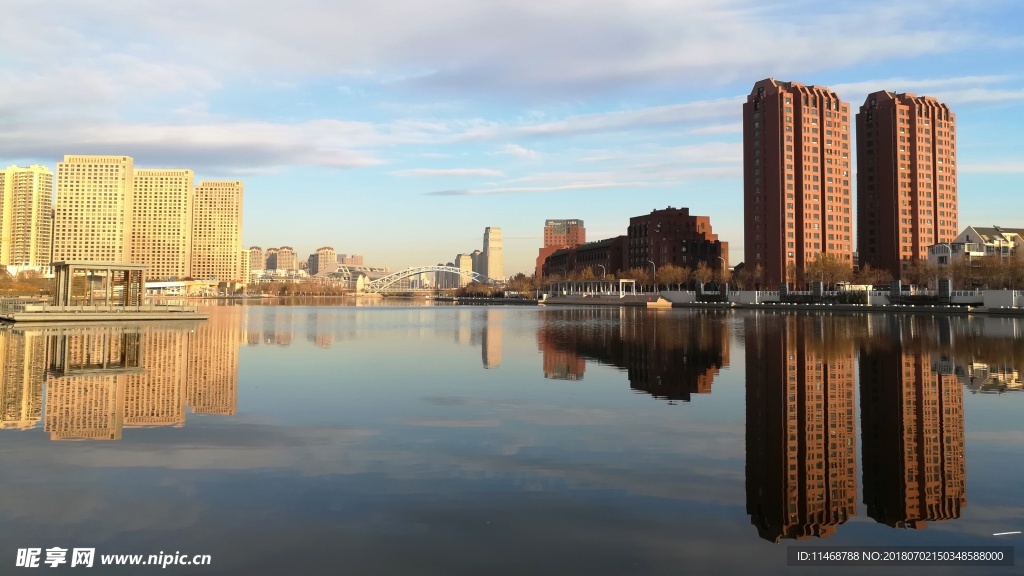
743 79 853 287
857 92 957 279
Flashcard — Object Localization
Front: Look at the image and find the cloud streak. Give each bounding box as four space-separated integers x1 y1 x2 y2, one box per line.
392 168 505 178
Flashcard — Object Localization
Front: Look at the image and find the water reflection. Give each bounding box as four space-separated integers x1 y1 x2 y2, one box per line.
536 308 731 402
1 305 1021 564
859 316 966 530
0 310 239 440
744 314 858 542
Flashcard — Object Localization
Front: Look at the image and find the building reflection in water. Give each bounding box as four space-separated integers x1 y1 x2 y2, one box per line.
482 309 503 369
860 316 966 529
0 330 46 431
536 308 730 402
0 310 240 441
744 313 857 542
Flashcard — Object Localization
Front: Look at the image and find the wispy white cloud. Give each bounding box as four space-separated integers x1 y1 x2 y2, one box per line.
830 75 1024 106
427 180 672 196
494 144 541 159
393 168 505 177
960 161 1024 174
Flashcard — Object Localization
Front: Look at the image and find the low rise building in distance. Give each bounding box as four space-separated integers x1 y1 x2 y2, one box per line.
275 246 297 271
928 226 1024 266
536 218 586 277
264 247 278 269
455 253 473 287
249 247 264 271
541 236 627 278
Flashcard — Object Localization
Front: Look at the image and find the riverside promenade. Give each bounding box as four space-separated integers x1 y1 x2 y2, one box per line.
542 285 1024 316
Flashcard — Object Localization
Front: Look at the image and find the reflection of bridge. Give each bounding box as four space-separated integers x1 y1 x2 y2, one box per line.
363 266 500 294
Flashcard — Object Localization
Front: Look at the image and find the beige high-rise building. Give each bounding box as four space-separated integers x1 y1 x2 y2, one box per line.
483 226 503 280
276 246 297 270
240 249 251 284
455 253 473 287
316 246 335 267
264 247 278 269
190 180 243 282
249 246 264 271
131 169 193 280
54 155 135 263
0 165 53 269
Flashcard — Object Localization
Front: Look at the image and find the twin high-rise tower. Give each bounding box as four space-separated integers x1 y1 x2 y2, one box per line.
743 79 957 284
744 79 854 287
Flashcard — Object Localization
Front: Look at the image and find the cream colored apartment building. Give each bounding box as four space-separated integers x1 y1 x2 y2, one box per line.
190 180 243 283
276 246 297 270
0 165 53 269
248 246 263 270
131 169 193 280
54 155 135 263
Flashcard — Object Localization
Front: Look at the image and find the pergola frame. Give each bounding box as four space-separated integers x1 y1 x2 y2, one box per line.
51 262 148 308
548 279 637 297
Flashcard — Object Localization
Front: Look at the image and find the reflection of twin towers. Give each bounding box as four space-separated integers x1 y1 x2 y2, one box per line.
0 310 240 440
745 314 965 542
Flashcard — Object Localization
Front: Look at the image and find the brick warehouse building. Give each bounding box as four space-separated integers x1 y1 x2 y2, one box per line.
627 207 728 272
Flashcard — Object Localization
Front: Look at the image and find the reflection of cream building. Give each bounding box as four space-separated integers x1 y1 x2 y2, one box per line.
482 309 503 369
0 331 45 430
43 328 140 441
746 314 857 542
187 309 240 415
45 375 126 441
124 329 189 428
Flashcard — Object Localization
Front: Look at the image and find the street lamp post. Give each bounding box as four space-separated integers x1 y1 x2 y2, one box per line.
648 260 656 293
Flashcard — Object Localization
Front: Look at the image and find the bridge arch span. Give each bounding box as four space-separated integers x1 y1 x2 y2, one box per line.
363 266 499 294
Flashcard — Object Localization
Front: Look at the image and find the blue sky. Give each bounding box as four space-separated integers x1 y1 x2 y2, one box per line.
2 0 1023 275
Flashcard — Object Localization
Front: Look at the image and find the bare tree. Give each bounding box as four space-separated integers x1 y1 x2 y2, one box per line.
694 261 714 287
853 263 893 287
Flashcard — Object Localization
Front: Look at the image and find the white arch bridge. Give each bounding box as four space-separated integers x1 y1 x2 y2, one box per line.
362 265 500 294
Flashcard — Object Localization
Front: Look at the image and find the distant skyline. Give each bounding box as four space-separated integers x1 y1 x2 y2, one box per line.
3 0 1023 274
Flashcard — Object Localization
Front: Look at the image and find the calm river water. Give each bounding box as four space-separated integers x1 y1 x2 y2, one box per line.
1 303 1022 575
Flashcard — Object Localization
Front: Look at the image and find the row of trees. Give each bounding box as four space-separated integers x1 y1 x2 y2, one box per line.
753 254 1024 291
0 270 52 296
531 254 1024 293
